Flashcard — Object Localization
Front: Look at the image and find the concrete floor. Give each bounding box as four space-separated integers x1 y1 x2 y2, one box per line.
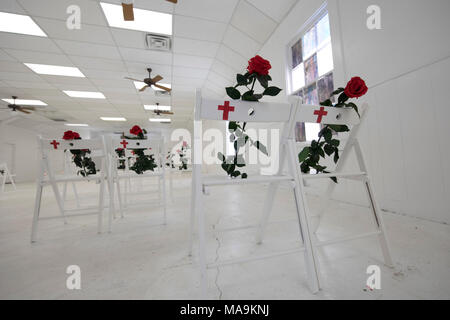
0 173 449 299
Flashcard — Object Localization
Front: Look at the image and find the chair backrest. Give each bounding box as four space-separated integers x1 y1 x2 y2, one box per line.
293 103 362 126
110 137 164 154
39 136 107 154
195 89 293 123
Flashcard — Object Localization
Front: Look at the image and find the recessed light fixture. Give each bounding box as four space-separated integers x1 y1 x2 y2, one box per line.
63 91 106 99
133 81 171 92
0 12 47 37
144 104 171 111
24 63 85 77
65 123 89 127
100 2 172 35
149 118 171 122
100 117 127 121
2 98 47 106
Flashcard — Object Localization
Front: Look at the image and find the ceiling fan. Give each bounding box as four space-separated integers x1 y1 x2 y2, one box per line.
121 0 178 21
152 103 174 116
0 96 40 114
125 68 172 93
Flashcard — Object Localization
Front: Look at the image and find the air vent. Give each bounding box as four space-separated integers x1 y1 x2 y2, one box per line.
155 90 171 97
146 34 171 52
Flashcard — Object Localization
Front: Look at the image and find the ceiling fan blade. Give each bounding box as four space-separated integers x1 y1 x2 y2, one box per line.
152 83 172 92
122 2 134 21
124 77 143 82
17 107 31 114
151 75 163 83
160 111 174 115
166 0 178 3
139 85 150 92
20 106 36 111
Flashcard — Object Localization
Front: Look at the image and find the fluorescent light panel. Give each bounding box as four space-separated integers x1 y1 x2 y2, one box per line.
144 105 171 111
100 2 172 35
133 81 171 92
100 117 127 121
65 123 89 127
2 98 47 106
149 118 171 122
0 12 47 37
63 91 106 99
25 63 85 77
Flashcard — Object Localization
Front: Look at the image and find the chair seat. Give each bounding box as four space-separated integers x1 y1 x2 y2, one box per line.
202 174 293 187
302 171 366 180
43 174 103 183
116 171 163 179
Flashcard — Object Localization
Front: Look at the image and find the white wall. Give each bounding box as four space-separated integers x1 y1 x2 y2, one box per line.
258 0 450 223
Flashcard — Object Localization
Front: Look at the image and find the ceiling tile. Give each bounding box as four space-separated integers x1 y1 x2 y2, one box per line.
34 17 115 45
222 26 261 59
173 37 219 58
231 1 277 44
80 69 126 80
119 47 172 65
40 75 93 86
3 80 55 89
0 61 34 73
247 0 297 23
207 71 230 88
173 54 213 69
94 0 174 14
55 39 122 60
173 66 209 79
124 62 172 79
18 0 108 26
172 76 205 87
210 60 238 80
111 29 147 50
0 33 62 53
0 0 27 14
174 15 227 42
70 56 126 72
174 0 238 23
0 49 15 61
0 71 43 83
3 49 74 65
215 44 248 71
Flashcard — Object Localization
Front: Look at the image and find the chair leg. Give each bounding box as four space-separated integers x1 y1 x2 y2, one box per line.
364 179 394 267
161 174 167 225
313 181 336 233
116 178 124 218
196 186 208 298
255 182 279 244
30 182 43 243
188 166 197 256
97 178 105 234
287 140 321 293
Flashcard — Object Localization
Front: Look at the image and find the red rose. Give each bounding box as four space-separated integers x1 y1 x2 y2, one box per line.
247 55 272 76
344 77 368 98
130 125 143 136
62 130 81 140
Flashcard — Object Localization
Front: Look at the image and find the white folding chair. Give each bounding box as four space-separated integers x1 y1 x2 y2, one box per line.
62 151 81 209
31 136 113 242
0 162 17 193
108 136 167 226
257 100 394 269
190 89 321 298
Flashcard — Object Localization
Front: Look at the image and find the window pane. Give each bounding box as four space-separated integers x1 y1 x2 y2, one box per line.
291 63 305 92
317 42 333 77
291 38 303 69
304 54 318 85
295 122 306 142
302 25 317 59
305 123 321 142
318 73 335 103
304 83 318 105
316 14 330 48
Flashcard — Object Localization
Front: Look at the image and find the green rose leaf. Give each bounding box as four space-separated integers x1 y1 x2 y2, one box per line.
217 152 225 162
241 173 248 179
320 99 332 107
236 74 247 86
298 147 310 162
257 74 269 88
263 86 282 96
242 90 259 101
226 87 241 100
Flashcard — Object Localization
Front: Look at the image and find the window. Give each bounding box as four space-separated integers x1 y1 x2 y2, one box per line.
288 12 334 142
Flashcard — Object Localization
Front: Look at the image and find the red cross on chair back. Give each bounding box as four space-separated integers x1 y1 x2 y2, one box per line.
313 107 328 123
120 139 129 149
294 103 361 126
50 140 60 149
218 101 235 120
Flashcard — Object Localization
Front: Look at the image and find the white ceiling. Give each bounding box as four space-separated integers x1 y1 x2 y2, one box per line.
0 0 297 131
